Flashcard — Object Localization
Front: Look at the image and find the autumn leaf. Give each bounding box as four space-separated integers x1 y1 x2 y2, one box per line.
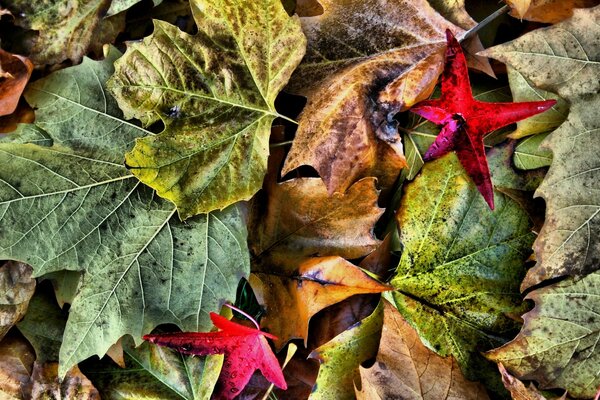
504 0 599 23
513 133 553 170
0 334 35 399
144 312 287 400
486 140 546 192
483 5 600 287
0 262 35 341
250 177 383 268
356 300 490 400
308 301 383 400
0 49 249 376
410 30 556 209
487 270 600 398
27 362 100 400
108 0 306 218
0 50 32 117
282 0 472 194
390 154 534 391
497 363 556 400
249 256 391 348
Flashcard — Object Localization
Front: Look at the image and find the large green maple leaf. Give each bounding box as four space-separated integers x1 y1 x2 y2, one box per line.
0 49 249 377
390 154 534 392
107 0 306 219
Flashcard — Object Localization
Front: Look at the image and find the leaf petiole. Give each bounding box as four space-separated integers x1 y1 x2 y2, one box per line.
224 303 260 329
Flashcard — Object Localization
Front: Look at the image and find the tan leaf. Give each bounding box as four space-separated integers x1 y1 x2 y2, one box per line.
248 256 391 348
497 363 550 400
0 50 32 117
282 0 470 194
250 177 383 267
0 334 35 399
504 0 599 22
0 262 35 341
27 362 100 399
356 300 490 400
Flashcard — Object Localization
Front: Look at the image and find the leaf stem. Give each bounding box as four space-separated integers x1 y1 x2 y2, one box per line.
275 113 298 125
462 5 510 42
270 140 294 148
224 303 260 329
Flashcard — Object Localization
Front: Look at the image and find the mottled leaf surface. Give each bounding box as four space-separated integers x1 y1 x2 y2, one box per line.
0 51 249 376
483 6 600 287
504 0 599 22
513 133 552 170
108 0 306 218
28 362 100 399
488 271 600 398
0 262 35 341
357 300 490 400
390 154 534 388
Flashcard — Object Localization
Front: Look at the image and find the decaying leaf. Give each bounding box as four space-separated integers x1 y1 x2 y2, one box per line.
356 300 490 400
249 256 391 348
0 261 35 341
390 154 534 391
309 301 383 400
250 177 383 268
504 0 599 23
498 363 552 400
282 0 472 194
487 271 600 398
27 362 100 399
0 49 249 376
507 67 568 139
0 50 32 117
483 6 600 288
0 334 35 399
108 0 306 218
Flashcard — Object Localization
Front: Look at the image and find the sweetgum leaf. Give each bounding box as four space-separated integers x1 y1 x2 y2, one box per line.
488 271 600 398
0 49 249 377
108 0 306 219
390 154 534 390
483 5 600 287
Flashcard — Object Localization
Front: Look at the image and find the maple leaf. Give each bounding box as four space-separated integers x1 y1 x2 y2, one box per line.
144 312 286 400
410 30 556 209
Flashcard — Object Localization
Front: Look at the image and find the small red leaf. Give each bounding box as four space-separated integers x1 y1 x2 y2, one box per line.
411 30 556 210
143 312 287 399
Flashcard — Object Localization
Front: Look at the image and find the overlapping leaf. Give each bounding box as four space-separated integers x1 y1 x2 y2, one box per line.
0 335 35 399
0 50 249 376
0 262 34 340
483 6 600 287
504 0 599 22
357 300 490 400
488 271 600 398
282 0 473 194
513 133 553 170
108 0 306 218
390 154 534 389
0 50 33 117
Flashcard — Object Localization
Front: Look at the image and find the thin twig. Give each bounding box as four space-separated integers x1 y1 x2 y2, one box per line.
270 140 294 148
224 303 260 329
462 5 510 42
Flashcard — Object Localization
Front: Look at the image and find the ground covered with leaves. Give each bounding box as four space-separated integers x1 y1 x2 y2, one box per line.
0 0 599 399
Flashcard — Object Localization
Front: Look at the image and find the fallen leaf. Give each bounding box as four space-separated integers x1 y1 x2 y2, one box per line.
486 140 546 192
0 50 32 117
507 67 568 139
26 362 100 400
250 177 383 268
0 100 34 134
390 153 534 392
0 261 35 341
356 300 490 400
144 312 287 400
410 30 556 209
487 271 600 398
498 363 549 400
1 0 122 65
42 271 81 308
249 256 391 348
0 334 35 399
282 0 471 194
482 5 600 287
0 49 249 376
108 0 306 218
504 0 599 23
309 301 383 400
107 0 161 17
513 133 553 170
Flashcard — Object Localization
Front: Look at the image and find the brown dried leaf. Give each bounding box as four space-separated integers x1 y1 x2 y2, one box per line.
27 362 100 400
282 0 469 194
356 300 490 400
250 177 383 268
498 363 550 400
504 0 599 22
0 262 35 341
0 50 32 117
0 334 35 399
248 256 391 348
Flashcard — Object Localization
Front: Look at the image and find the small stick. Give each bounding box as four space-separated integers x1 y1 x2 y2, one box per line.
462 5 510 42
224 303 260 329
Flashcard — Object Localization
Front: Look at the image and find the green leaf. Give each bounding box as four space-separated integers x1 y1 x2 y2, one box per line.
107 0 162 17
488 270 600 398
2 0 123 65
486 141 546 192
483 6 600 288
308 301 383 400
108 0 306 219
513 133 553 170
390 154 534 391
0 49 250 377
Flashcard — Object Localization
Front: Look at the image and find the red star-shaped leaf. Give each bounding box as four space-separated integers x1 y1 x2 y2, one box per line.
144 312 286 399
410 30 556 209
